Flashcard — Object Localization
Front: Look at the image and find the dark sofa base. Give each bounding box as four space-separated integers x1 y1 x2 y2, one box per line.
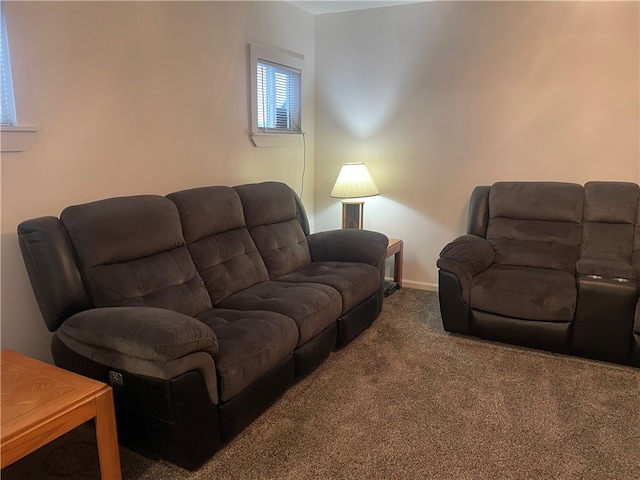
294 322 337 379
471 310 572 354
51 304 382 469
572 277 636 364
631 335 640 367
336 293 381 348
218 354 294 442
438 270 471 335
53 335 302 470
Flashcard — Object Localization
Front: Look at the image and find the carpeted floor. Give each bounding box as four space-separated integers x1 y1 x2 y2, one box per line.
4 288 640 479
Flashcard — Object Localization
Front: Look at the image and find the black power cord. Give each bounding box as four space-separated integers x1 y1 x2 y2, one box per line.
292 121 306 199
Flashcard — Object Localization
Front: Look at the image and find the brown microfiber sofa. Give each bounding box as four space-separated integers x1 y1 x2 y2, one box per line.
17 181 388 469
438 181 640 368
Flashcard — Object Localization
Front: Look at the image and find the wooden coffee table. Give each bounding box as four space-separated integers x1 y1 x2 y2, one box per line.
0 349 122 479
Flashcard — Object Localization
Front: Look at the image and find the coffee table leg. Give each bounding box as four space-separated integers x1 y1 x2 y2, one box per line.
94 388 122 480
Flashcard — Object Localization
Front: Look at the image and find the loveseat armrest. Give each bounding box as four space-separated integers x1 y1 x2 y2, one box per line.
307 229 388 267
437 235 494 317
437 234 494 278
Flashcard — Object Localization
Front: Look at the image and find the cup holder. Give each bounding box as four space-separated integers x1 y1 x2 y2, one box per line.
584 274 632 283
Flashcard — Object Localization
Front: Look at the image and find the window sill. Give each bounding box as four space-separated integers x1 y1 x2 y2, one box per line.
1 126 38 153
251 133 301 148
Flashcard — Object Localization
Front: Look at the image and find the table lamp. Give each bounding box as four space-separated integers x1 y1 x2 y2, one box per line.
330 162 380 229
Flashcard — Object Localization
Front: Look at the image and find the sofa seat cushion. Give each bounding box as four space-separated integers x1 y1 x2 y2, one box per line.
276 262 380 314
197 308 298 402
470 265 577 322
216 282 342 347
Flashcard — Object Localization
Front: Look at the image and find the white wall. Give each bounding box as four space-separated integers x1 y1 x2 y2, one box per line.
0 1 315 362
314 1 639 290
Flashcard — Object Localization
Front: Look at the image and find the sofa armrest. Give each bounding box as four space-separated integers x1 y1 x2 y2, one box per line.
437 235 494 305
307 229 388 267
18 216 91 332
56 306 220 405
57 306 218 362
437 235 494 277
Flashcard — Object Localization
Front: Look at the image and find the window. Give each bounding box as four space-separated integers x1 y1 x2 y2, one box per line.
256 60 300 132
0 2 37 153
0 0 16 126
250 43 303 146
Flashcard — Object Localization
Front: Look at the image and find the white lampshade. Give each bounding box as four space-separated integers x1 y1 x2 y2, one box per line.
330 163 380 199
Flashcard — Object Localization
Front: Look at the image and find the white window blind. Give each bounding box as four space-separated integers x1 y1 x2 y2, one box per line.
0 1 16 126
256 59 301 133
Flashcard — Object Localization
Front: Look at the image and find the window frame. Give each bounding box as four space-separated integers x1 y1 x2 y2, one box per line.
249 43 304 147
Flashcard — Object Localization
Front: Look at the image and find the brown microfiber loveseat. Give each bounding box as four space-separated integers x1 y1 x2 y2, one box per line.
438 181 640 368
17 181 388 469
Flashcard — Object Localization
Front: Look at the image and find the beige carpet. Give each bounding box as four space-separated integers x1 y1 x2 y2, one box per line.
4 288 640 479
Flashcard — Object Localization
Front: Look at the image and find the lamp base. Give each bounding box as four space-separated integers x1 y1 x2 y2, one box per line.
342 201 364 229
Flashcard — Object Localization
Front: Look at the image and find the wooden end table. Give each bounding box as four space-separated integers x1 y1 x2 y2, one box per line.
0 350 122 479
386 238 404 288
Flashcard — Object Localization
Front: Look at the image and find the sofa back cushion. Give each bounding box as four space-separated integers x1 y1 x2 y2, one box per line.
167 186 270 304
486 182 584 272
234 182 311 278
579 181 639 280
60 195 212 317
